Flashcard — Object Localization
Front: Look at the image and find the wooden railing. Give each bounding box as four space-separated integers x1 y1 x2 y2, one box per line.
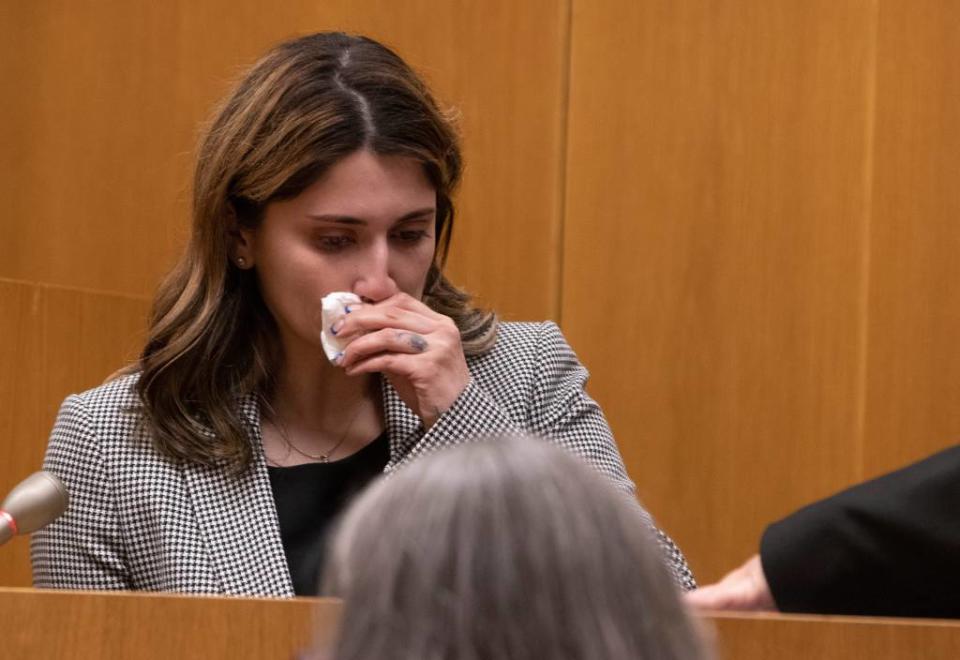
4 588 960 658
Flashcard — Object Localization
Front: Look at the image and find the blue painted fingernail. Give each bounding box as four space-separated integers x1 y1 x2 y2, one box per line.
330 320 341 336
344 305 352 314
333 351 344 365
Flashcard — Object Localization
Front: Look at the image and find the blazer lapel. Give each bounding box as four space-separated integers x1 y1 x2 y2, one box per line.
182 393 293 597
380 377 423 472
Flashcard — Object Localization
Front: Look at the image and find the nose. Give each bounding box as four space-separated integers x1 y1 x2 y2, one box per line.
353 238 399 303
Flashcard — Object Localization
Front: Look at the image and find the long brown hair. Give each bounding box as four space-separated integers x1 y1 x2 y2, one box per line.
132 33 497 474
320 439 712 660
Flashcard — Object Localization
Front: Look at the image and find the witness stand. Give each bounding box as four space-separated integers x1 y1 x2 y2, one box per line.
0 587 332 658
2 588 958 658
710 611 960 658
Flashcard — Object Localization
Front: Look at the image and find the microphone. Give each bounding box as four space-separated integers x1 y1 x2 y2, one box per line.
0 471 69 546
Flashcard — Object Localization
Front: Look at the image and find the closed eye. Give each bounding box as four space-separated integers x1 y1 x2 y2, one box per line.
315 235 356 252
391 229 431 244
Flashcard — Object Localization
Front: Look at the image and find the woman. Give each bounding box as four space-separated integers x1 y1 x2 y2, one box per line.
318 439 711 660
31 32 693 595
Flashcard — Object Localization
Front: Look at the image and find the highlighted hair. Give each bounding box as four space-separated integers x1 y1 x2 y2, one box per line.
126 33 497 473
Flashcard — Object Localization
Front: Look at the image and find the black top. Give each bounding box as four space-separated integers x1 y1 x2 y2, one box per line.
761 444 960 618
267 432 390 596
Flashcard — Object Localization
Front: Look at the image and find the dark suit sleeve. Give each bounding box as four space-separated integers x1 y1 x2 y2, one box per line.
760 444 960 618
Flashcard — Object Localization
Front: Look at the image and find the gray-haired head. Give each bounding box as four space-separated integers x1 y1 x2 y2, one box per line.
319 437 711 660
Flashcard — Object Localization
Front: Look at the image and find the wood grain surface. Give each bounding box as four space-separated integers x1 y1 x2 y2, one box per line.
5 588 960 660
563 0 877 582
0 588 333 659
710 611 960 659
860 0 960 478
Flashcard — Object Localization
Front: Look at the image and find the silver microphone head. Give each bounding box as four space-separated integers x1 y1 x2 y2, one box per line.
1 471 69 535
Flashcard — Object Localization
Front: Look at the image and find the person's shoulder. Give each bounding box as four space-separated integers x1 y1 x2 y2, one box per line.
470 321 575 375
492 320 564 347
65 372 142 416
493 320 576 358
47 373 145 458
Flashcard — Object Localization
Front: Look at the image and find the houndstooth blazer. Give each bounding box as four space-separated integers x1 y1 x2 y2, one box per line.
31 321 695 595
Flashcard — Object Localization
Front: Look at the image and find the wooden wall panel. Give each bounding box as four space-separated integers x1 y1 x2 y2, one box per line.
563 0 877 582
0 3 184 299
0 282 148 586
861 1 960 478
0 0 567 320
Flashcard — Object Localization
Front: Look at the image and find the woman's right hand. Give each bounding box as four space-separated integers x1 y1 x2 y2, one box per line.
333 292 471 429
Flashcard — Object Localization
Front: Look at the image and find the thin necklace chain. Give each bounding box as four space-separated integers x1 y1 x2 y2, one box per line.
271 402 364 465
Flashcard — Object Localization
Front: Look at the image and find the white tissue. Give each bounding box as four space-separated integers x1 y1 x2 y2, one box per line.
320 291 361 364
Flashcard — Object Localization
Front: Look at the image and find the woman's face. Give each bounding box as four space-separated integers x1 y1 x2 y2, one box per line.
236 149 437 354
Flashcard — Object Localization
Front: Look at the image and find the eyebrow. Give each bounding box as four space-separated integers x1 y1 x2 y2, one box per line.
306 207 436 225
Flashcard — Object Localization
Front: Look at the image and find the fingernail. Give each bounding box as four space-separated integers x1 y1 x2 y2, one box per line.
333 351 344 365
344 305 352 314
330 320 343 335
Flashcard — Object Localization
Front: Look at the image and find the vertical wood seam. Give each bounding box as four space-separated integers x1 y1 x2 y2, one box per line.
553 0 574 326
854 0 881 484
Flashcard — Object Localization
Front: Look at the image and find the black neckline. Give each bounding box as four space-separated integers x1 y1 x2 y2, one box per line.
267 431 388 472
